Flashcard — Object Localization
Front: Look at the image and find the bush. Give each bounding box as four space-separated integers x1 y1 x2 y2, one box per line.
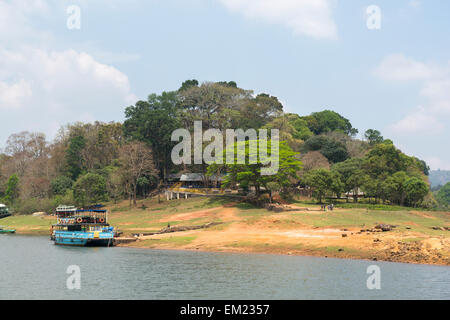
52 190 75 208
14 198 54 215
73 173 108 206
50 176 73 196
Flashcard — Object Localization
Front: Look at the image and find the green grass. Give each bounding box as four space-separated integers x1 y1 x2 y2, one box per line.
0 215 53 234
401 237 425 243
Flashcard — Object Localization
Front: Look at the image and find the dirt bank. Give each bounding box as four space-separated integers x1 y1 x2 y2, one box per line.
114 201 450 266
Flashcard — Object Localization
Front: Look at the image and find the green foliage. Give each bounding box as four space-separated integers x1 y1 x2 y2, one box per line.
363 142 410 178
289 116 313 141
178 79 199 91
4 174 20 205
209 140 302 200
436 182 450 207
404 177 429 207
304 168 334 203
73 173 108 207
301 110 358 136
52 190 75 208
303 135 349 163
239 94 284 130
65 134 86 180
332 158 366 201
50 176 73 196
364 129 384 145
124 91 181 178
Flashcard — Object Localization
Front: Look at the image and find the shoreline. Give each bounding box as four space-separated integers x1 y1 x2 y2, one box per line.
3 198 449 266
116 237 450 267
6 231 450 267
118 243 450 268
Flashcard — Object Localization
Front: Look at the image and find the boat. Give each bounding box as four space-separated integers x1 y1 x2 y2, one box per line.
0 226 15 233
50 205 115 246
0 203 11 219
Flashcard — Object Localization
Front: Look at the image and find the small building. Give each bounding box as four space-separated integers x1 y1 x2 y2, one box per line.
179 173 224 189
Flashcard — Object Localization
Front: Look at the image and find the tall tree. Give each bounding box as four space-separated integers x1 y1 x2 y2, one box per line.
301 110 358 136
4 174 20 205
118 142 157 206
65 134 86 180
124 91 180 180
73 173 108 207
364 129 384 145
304 169 335 203
208 140 302 201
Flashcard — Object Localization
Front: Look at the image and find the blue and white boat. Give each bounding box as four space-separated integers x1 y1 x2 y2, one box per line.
51 205 115 246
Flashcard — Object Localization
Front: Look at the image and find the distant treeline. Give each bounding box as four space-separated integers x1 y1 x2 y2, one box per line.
429 170 450 188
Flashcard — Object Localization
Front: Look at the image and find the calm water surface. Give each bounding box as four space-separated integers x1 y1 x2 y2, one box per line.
0 235 449 299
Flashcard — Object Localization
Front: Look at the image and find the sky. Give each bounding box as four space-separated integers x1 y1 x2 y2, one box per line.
0 0 449 169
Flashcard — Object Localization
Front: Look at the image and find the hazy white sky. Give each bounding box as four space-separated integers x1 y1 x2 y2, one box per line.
0 0 449 169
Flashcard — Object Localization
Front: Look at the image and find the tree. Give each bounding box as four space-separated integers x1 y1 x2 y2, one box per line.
383 171 409 206
4 174 20 205
436 182 450 208
73 173 108 207
65 134 86 180
363 142 410 178
263 114 303 151
301 151 330 173
364 129 384 145
304 169 335 203
289 115 313 141
119 142 157 206
363 177 383 204
404 177 428 207
302 135 349 164
178 79 199 92
209 140 302 201
329 171 345 198
50 176 73 196
178 81 253 131
238 93 284 130
332 158 366 202
320 140 349 163
124 91 181 180
301 110 358 136
4 131 47 176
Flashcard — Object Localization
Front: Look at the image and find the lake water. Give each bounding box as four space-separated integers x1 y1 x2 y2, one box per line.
0 235 449 300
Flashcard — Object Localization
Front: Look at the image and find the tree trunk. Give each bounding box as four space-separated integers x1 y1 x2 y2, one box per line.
133 184 137 206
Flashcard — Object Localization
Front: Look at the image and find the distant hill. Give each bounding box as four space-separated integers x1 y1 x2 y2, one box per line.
429 170 450 188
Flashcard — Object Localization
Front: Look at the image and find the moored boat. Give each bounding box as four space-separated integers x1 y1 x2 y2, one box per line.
51 205 115 247
0 226 15 233
0 203 11 219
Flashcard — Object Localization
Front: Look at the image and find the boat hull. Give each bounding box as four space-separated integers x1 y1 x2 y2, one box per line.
0 229 15 234
53 230 114 247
